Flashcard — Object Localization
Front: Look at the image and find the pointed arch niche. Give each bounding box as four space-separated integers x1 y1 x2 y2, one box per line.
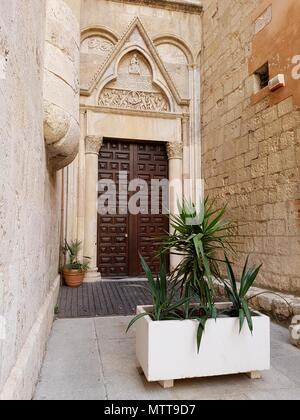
81 18 188 142
98 49 171 113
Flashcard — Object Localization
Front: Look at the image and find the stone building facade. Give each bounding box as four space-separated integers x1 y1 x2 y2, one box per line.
201 0 300 296
0 0 299 400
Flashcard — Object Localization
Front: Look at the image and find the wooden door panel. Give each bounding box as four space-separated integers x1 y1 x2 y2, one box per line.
98 139 168 278
98 140 130 277
134 143 169 275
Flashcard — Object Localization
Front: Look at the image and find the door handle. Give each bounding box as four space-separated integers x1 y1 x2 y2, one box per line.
125 234 128 239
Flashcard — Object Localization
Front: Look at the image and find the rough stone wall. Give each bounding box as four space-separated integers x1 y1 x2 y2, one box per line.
0 0 61 398
201 0 300 295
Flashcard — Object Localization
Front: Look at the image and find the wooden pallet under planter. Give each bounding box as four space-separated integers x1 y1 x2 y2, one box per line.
135 303 270 388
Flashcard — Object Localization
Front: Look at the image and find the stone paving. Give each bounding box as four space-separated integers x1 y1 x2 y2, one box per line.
34 317 300 400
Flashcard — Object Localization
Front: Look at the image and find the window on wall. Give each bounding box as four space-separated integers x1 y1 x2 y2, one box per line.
254 62 270 91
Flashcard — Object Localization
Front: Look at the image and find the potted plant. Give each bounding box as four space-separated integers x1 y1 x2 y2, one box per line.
62 240 90 288
127 199 270 388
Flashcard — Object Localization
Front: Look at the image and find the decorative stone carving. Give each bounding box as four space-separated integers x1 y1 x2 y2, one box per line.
98 50 171 112
111 51 153 91
85 136 103 155
167 142 183 160
82 36 114 55
129 53 141 74
80 17 186 108
99 88 169 112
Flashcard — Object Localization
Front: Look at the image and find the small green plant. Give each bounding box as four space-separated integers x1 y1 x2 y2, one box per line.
63 240 91 272
126 256 190 332
222 256 262 333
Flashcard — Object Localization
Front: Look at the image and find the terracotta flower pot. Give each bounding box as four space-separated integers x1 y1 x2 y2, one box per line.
63 269 85 288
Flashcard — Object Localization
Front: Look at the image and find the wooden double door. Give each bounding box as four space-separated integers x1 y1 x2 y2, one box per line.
97 139 169 278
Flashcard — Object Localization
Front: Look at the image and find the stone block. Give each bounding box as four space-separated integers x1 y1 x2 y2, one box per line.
280 131 295 149
272 298 293 321
278 97 294 118
265 119 282 138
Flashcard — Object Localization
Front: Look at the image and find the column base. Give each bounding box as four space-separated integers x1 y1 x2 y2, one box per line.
84 268 102 283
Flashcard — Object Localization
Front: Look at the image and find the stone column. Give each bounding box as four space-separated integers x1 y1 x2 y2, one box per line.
167 142 183 271
182 115 192 200
77 110 86 260
84 136 103 282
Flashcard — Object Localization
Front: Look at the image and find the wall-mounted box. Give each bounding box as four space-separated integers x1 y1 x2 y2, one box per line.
269 74 285 92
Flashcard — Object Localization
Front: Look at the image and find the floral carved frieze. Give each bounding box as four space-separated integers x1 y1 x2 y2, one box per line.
99 88 170 112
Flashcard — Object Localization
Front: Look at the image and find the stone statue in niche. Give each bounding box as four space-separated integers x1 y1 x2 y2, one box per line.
129 53 141 75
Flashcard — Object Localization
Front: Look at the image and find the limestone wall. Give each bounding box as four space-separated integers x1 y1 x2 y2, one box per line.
201 0 300 295
0 0 78 400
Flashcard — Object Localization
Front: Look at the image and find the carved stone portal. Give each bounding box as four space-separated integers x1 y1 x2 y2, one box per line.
98 51 170 113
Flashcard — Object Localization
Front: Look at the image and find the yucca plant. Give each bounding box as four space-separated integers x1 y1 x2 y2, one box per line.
223 256 262 333
127 256 190 332
63 240 90 272
158 198 234 351
160 198 234 309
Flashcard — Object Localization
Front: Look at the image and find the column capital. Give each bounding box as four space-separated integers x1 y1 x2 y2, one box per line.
182 114 190 123
167 142 183 160
85 136 103 155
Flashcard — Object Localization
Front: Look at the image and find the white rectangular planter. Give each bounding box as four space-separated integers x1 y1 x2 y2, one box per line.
136 304 270 384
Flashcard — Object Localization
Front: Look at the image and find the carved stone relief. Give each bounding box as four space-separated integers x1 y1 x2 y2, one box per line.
111 51 154 91
85 136 103 155
167 142 184 160
129 53 141 74
99 88 169 112
81 36 114 55
98 51 170 112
